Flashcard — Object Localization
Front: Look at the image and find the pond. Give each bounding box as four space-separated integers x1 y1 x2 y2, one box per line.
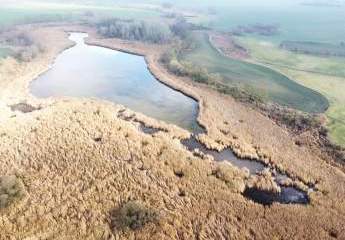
30 32 199 131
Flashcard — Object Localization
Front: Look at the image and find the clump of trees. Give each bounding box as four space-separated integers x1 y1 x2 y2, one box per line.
111 200 160 230
0 175 26 208
97 19 173 44
170 17 209 39
170 17 190 39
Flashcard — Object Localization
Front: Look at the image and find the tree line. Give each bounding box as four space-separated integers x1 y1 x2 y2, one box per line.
97 19 173 44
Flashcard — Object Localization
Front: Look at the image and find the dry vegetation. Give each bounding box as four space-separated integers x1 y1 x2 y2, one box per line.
0 24 344 239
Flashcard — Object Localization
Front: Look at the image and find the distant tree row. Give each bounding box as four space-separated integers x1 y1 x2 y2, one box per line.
97 17 208 44
97 19 173 44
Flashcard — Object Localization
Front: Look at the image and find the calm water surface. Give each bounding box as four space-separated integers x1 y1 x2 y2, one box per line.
30 33 199 131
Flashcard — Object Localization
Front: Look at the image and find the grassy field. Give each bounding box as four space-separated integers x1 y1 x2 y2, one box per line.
239 37 345 146
180 32 329 113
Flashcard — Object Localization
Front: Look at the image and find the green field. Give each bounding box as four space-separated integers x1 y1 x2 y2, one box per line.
238 37 345 146
180 32 329 113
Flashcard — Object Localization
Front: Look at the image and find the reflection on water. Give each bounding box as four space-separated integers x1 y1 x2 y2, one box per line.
30 33 199 131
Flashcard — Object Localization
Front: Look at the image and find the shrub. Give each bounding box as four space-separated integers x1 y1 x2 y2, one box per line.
115 201 159 230
0 175 26 208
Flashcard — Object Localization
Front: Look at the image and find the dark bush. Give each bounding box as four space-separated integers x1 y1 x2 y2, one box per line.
115 201 159 230
0 175 26 208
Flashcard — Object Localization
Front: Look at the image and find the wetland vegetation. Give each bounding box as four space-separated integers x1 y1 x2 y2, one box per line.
1 0 345 239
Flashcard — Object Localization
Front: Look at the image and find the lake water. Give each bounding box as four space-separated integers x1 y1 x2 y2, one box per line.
30 32 199 131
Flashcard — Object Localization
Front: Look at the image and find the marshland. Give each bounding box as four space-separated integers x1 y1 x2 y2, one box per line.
0 0 345 239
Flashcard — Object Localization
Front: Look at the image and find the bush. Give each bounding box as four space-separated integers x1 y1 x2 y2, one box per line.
0 175 26 208
115 201 159 230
